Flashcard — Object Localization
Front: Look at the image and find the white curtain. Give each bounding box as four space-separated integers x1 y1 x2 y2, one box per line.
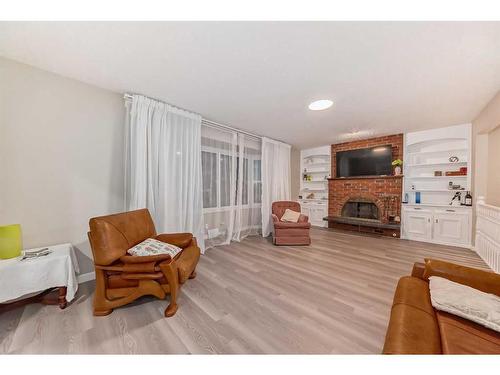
261 137 291 237
125 95 205 252
201 124 262 249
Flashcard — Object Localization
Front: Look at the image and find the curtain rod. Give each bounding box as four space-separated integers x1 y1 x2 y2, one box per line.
202 119 263 140
124 93 288 145
123 93 194 115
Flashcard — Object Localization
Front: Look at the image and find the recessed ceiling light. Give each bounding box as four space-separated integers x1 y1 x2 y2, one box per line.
308 99 333 111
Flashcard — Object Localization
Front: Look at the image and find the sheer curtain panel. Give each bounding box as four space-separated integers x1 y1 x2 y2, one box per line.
233 134 262 241
261 137 291 237
201 125 237 248
201 124 262 249
125 95 205 252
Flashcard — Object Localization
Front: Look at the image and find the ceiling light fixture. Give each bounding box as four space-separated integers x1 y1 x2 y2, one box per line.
308 99 333 111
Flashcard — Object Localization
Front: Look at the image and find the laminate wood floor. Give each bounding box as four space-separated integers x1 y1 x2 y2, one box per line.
0 228 489 354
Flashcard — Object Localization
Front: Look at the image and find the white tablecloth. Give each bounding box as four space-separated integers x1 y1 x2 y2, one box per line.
0 243 80 303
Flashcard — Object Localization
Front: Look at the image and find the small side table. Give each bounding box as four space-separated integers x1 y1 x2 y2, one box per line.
0 243 80 311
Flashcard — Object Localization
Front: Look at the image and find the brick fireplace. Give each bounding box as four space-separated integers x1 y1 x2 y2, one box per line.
326 134 403 237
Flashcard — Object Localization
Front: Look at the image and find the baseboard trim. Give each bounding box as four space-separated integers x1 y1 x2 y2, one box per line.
77 271 95 284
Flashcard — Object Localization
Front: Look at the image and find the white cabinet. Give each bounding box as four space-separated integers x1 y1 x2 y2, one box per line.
402 205 471 248
402 123 472 248
404 209 432 241
300 200 328 227
433 210 469 246
309 204 327 226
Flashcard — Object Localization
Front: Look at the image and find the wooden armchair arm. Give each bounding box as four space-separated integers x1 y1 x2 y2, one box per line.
122 262 159 273
120 254 171 264
95 256 173 274
121 272 163 280
155 233 194 248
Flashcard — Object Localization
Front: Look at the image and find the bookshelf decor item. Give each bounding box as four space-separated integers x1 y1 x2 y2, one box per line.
392 159 403 176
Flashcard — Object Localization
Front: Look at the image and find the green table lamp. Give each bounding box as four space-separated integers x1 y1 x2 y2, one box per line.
0 224 22 259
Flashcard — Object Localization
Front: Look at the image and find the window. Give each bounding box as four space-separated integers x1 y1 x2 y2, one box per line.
202 151 218 208
253 159 262 204
201 149 261 210
235 157 249 205
220 154 232 207
243 158 249 205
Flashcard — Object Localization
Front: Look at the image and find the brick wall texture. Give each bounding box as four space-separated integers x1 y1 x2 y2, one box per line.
328 134 404 223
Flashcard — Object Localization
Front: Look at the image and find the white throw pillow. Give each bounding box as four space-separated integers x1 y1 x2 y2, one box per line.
429 276 500 332
280 209 301 223
127 238 182 258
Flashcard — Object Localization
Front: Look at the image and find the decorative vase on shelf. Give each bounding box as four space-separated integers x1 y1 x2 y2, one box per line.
392 159 403 176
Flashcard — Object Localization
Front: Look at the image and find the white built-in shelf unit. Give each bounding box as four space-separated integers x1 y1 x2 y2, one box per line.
300 146 331 201
403 123 472 208
299 145 331 227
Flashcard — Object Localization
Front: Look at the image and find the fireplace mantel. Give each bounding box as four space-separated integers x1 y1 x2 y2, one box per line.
328 175 403 181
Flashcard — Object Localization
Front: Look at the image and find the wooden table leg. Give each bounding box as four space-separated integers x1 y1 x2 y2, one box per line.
58 286 67 309
1 286 68 313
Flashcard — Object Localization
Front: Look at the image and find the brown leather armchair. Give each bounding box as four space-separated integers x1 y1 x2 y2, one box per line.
271 201 311 245
87 209 200 317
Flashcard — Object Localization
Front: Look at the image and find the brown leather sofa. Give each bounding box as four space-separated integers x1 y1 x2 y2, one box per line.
271 201 311 245
383 258 500 354
88 209 200 317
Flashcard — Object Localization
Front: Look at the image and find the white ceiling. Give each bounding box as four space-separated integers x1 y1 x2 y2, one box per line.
1 22 499 148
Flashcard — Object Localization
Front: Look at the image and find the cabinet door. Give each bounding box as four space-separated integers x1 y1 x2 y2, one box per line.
433 211 469 246
309 205 327 227
300 204 310 218
404 210 432 241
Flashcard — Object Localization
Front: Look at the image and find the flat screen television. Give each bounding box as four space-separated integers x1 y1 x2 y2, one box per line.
336 145 392 177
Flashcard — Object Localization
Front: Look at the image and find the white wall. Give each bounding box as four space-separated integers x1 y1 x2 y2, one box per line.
474 134 489 199
487 125 500 206
290 147 301 200
0 57 125 273
473 90 500 206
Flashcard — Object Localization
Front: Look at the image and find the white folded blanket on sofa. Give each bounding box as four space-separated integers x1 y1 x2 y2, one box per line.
429 276 500 333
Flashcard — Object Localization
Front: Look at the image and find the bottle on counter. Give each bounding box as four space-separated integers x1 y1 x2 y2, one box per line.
465 191 472 206
415 192 421 204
